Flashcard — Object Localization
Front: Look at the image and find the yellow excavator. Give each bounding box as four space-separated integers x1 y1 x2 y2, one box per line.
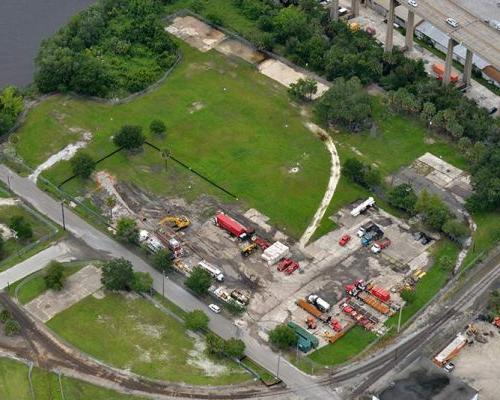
159 215 190 231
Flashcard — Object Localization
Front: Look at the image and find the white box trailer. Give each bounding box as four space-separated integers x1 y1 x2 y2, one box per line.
351 197 375 217
433 332 467 366
261 241 290 265
198 260 224 282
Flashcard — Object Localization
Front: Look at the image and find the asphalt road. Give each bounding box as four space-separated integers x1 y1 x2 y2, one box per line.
0 165 336 400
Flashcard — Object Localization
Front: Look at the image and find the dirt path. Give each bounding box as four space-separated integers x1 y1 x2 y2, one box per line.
299 123 340 248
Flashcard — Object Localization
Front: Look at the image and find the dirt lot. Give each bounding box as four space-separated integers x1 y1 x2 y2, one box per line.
166 16 227 52
452 321 500 400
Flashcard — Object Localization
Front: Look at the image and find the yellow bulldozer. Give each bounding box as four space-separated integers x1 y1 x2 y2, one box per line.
159 215 190 231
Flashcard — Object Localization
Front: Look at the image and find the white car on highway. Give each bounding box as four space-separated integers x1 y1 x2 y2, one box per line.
208 304 221 314
408 0 418 7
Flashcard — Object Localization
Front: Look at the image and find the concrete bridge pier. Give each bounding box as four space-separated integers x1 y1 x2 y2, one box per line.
352 0 360 17
463 48 473 87
330 0 339 21
384 0 396 52
443 37 458 85
405 10 415 50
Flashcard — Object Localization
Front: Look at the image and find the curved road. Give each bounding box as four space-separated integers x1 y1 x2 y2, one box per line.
0 165 336 400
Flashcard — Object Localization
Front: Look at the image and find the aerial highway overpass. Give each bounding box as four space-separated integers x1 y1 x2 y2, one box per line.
344 0 500 86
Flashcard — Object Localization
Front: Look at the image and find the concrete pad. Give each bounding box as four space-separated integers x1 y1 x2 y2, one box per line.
166 16 226 52
244 208 272 233
418 153 463 180
257 59 329 99
25 265 102 322
215 39 266 64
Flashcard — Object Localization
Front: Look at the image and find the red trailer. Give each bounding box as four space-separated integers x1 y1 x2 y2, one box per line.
370 286 390 302
215 213 250 239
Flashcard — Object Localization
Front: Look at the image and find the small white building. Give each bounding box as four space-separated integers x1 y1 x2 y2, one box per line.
261 241 289 265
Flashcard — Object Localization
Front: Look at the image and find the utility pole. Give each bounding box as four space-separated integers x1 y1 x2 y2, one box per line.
162 269 165 296
276 352 281 379
7 174 11 190
397 303 404 333
60 201 66 231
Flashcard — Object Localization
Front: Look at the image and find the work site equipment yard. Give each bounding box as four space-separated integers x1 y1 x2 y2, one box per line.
127 185 437 356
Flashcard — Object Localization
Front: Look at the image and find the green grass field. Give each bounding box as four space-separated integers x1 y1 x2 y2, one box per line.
8 261 89 304
0 204 54 270
0 357 146 400
14 42 330 238
47 292 251 385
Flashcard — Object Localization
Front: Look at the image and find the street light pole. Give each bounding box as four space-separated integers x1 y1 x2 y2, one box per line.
7 174 11 190
60 201 66 231
397 303 404 333
162 269 165 297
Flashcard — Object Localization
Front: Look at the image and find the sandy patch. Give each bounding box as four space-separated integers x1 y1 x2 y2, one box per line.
135 323 163 340
95 171 135 223
0 198 19 206
257 59 329 99
166 16 226 52
186 332 230 377
29 129 92 182
215 38 266 64
0 223 15 240
92 289 106 299
299 122 341 247
189 101 205 114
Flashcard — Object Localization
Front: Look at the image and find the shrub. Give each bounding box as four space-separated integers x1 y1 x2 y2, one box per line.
101 258 135 291
185 310 209 331
9 215 33 241
149 119 166 136
131 272 153 293
0 310 11 323
185 267 212 295
44 261 65 291
115 217 139 244
4 319 21 336
269 324 298 350
224 338 245 359
152 248 173 272
113 125 145 150
70 151 95 179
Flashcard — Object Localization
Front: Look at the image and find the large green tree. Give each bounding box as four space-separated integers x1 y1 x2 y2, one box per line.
113 125 145 150
115 217 139 244
44 261 65 291
185 310 209 331
9 216 33 241
185 267 212 295
0 86 23 134
101 258 135 291
70 151 95 179
316 77 372 132
268 324 298 350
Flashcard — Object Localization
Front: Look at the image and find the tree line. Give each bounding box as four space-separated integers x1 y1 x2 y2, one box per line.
35 0 178 98
227 0 499 213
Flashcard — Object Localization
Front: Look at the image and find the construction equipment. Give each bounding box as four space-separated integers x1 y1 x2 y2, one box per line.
240 242 258 257
288 321 319 352
322 330 345 344
330 319 342 332
370 286 391 302
215 212 253 240
433 332 467 367
306 316 317 330
252 236 271 250
198 260 224 282
296 298 331 323
231 289 250 305
160 215 190 231
285 261 300 275
277 258 293 272
358 291 391 315
308 294 331 313
351 197 375 217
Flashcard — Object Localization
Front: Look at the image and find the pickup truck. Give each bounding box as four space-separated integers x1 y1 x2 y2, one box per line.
371 238 391 253
361 227 383 246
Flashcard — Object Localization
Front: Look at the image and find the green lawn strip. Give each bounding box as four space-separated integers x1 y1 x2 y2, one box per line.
47 292 251 385
239 357 277 384
305 326 378 368
385 240 460 330
16 42 330 238
8 261 90 304
0 357 146 400
0 204 57 270
153 292 188 319
462 211 500 269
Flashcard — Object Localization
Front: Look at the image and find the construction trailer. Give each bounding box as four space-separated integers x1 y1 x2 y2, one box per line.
296 298 331 323
351 197 375 217
198 260 225 282
433 332 467 367
262 241 290 265
287 321 319 353
215 212 253 240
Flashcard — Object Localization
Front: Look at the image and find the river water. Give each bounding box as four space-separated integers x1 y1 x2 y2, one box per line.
0 0 96 89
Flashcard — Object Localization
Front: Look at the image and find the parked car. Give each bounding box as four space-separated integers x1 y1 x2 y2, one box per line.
408 0 418 7
339 234 351 246
446 18 459 28
208 304 221 314
444 362 455 372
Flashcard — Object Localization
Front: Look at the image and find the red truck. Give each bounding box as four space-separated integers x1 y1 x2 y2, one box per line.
277 258 293 272
285 261 300 275
215 212 253 240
